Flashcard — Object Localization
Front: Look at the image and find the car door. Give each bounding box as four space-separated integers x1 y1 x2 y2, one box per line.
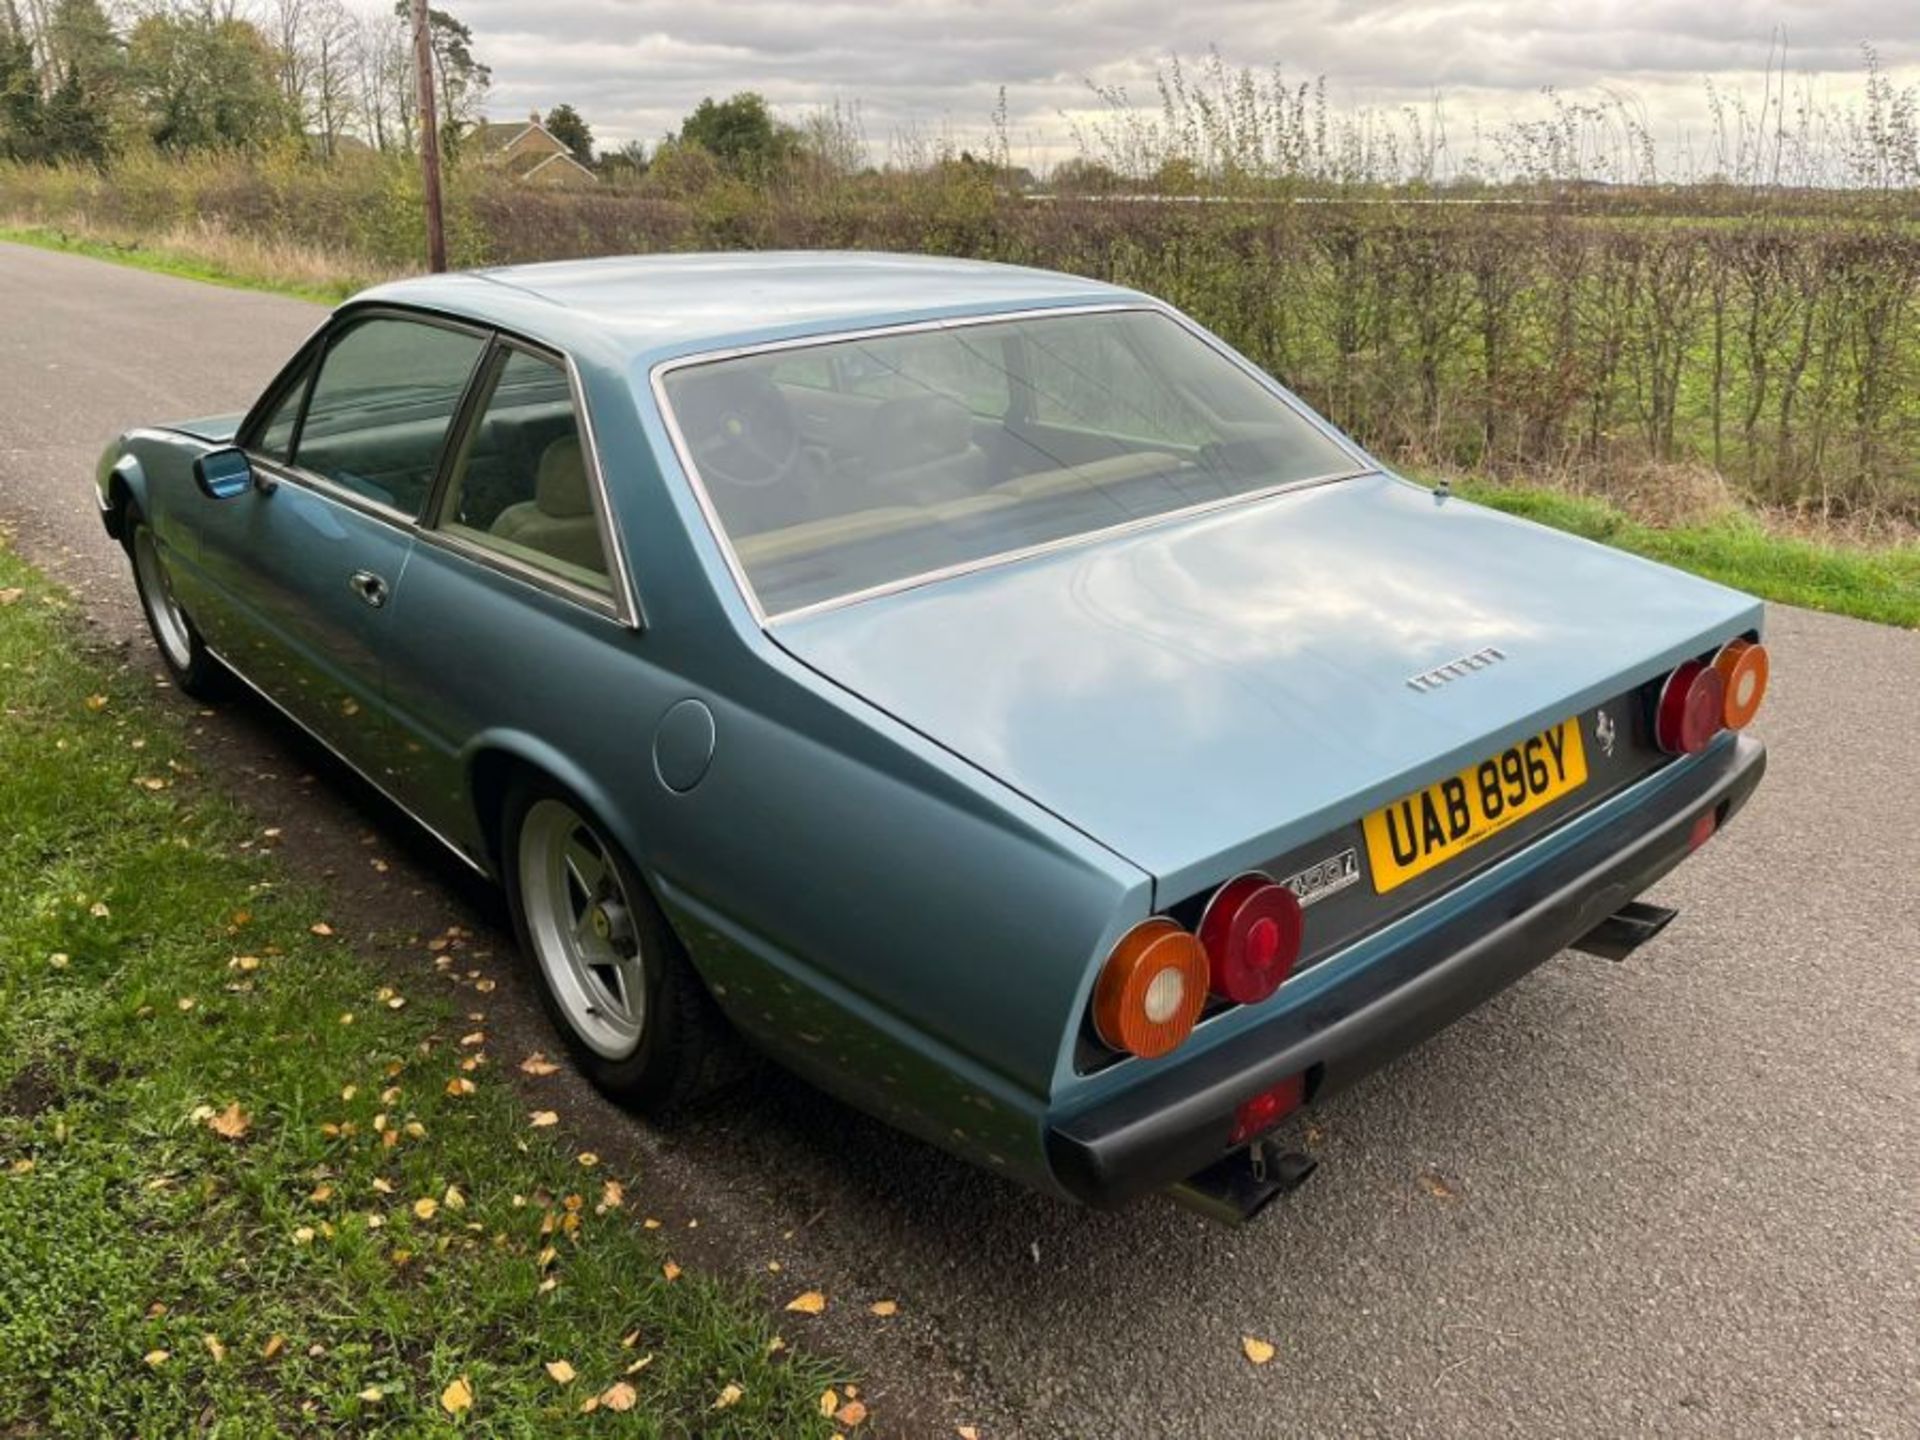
374 338 645 847
191 311 490 766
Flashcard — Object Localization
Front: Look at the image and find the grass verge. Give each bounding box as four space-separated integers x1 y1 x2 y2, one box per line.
1457 482 1920 628
0 220 370 304
0 547 844 1434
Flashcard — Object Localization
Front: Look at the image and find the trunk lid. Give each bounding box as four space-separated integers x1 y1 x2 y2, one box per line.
774 473 1761 898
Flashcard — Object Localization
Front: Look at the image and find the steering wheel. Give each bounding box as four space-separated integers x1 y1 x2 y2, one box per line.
677 372 801 491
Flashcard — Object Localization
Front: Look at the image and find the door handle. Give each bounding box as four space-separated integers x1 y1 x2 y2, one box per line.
348 570 388 608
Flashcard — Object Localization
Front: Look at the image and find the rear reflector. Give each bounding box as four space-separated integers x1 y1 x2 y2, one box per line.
1688 809 1718 852
1229 1073 1306 1146
1713 639 1769 730
1091 918 1210 1059
1655 659 1726 755
1197 873 1305 1005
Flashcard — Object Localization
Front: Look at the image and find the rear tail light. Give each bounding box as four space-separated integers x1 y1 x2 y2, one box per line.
1655 658 1726 755
1090 918 1210 1059
1229 1073 1306 1145
1712 639 1769 730
1197 873 1304 1004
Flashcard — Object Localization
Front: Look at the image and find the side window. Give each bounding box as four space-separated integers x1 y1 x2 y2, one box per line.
768 350 836 392
840 332 1011 417
1023 317 1209 444
253 354 313 462
436 348 612 594
292 317 486 515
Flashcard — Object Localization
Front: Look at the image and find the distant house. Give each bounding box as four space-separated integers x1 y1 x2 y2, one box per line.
468 111 597 187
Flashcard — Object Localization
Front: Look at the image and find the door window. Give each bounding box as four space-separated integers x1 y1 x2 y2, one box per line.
292 317 486 515
253 354 313 462
435 347 613 594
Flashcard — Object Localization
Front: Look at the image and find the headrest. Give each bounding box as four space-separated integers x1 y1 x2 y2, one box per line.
536 435 592 518
868 394 973 469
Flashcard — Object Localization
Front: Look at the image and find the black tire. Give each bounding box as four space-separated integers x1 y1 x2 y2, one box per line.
500 773 734 1114
124 507 224 700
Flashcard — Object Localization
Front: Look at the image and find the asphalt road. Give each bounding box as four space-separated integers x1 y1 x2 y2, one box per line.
3 240 1916 1438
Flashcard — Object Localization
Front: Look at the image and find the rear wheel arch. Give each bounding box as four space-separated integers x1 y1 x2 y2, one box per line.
465 740 661 904
480 753 739 1111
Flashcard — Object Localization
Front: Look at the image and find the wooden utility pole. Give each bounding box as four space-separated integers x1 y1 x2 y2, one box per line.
409 0 447 273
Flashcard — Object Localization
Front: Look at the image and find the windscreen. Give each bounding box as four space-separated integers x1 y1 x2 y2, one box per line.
659 308 1359 615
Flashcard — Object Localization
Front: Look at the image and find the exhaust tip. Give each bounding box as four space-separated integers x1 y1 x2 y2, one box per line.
1571 899 1679 962
1169 1140 1318 1225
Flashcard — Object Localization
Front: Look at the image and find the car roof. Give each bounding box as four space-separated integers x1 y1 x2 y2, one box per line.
355 251 1140 370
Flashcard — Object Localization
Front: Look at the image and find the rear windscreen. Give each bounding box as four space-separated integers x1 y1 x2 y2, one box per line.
659 309 1358 615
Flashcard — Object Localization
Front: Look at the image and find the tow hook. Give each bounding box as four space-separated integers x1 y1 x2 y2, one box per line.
1171 1138 1319 1225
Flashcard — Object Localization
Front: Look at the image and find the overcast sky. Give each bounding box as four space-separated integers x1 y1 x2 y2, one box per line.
430 1 1920 171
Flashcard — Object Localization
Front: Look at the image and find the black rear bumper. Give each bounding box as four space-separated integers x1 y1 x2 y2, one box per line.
1045 734 1767 1208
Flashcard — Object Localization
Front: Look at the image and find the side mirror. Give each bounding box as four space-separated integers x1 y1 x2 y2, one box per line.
192 446 256 500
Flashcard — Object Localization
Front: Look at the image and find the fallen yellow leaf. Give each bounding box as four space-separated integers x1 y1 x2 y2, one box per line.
358 1386 384 1403
519 1052 560 1076
310 922 335 937
821 1388 840 1416
262 1334 285 1360
85 693 109 711
413 1197 439 1220
601 1381 638 1412
1242 1335 1276 1366
445 1077 475 1097
292 1226 316 1245
785 1290 827 1315
837 1398 870 1427
440 1375 473 1414
544 1359 577 1385
143 1349 170 1367
958 1428 981 1439
661 1261 681 1282
577 1152 598 1168
868 1300 898 1317
203 1334 226 1364
714 1382 743 1410
600 1179 625 1209
529 1110 558 1128
443 1185 466 1211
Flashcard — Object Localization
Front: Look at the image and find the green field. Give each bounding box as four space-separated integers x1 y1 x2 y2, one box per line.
0 547 848 1435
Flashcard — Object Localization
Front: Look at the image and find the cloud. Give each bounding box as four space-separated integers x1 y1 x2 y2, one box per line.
409 0 1919 165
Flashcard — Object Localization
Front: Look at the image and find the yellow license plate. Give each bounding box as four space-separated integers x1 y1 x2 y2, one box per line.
1362 718 1589 894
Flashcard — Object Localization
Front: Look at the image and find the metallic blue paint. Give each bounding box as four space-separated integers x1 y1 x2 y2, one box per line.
776 472 1761 902
94 253 1767 1204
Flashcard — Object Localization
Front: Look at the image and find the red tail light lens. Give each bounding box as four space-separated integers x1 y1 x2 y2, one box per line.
1655 659 1726 755
1229 1073 1306 1145
1090 918 1210 1059
1197 873 1304 1004
1713 639 1769 730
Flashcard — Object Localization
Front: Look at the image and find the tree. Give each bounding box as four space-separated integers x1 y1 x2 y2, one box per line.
543 101 590 165
0 24 45 161
40 59 105 162
128 9 291 151
674 91 796 177
390 0 488 146
597 136 647 181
